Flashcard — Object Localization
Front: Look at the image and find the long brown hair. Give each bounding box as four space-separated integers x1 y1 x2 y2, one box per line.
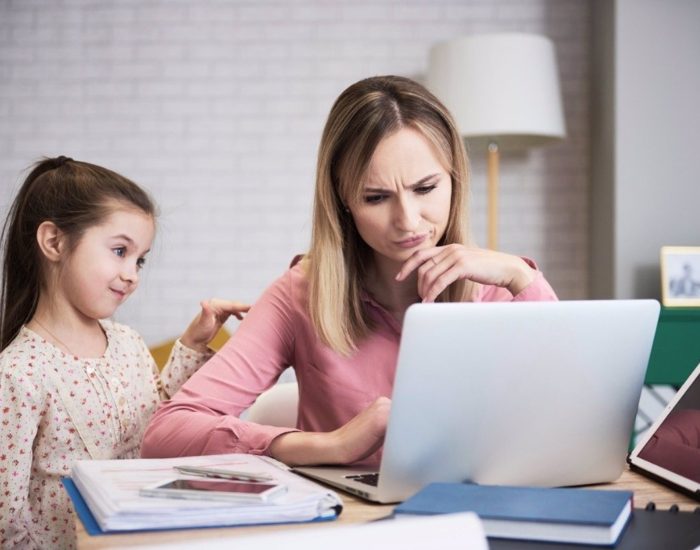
307 75 473 355
0 156 155 350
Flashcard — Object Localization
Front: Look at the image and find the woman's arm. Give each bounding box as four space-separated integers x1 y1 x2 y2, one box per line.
268 396 391 466
141 273 299 458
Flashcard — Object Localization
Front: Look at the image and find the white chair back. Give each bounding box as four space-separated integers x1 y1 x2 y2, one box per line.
243 382 299 428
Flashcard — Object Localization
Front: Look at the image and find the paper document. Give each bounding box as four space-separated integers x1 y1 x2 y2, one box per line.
68 453 342 532
124 512 488 550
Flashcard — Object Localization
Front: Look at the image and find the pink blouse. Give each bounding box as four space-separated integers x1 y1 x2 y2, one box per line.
142 261 557 467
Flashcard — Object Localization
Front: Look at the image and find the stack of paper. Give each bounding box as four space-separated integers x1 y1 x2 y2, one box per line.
65 454 342 533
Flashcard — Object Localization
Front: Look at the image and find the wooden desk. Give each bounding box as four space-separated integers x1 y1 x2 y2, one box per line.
77 468 698 549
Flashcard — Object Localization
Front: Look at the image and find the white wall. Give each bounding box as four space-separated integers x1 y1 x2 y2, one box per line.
0 0 591 345
616 0 700 299
591 0 700 299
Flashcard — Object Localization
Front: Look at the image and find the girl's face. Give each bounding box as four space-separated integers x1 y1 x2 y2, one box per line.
58 206 155 322
348 127 452 269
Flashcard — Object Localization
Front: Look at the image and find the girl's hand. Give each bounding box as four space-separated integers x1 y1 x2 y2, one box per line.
395 244 536 302
268 397 391 466
180 299 250 353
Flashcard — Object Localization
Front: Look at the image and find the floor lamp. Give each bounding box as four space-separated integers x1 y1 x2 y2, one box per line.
427 33 566 250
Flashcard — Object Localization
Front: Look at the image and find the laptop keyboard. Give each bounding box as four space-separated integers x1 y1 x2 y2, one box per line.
344 473 379 486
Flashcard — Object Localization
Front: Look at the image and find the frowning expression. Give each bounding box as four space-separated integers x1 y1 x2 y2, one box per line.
348 127 452 268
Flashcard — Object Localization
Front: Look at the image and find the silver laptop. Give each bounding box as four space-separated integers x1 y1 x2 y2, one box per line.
295 300 660 503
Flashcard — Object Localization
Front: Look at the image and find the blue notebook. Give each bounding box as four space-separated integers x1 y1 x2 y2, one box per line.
62 478 339 536
393 483 633 546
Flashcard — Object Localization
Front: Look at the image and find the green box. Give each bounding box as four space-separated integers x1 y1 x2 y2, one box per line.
645 307 700 385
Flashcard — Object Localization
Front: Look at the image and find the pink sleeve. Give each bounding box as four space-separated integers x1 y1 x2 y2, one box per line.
476 257 558 302
141 271 299 458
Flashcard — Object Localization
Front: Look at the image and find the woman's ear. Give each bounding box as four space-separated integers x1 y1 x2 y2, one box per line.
36 221 66 262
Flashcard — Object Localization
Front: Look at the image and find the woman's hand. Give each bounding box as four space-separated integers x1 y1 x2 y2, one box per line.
180 299 250 353
395 244 536 302
268 397 391 466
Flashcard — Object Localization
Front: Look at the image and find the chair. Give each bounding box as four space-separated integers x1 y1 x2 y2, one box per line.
242 381 299 428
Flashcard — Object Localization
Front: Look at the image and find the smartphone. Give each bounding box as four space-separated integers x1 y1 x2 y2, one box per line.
140 477 287 503
173 465 274 482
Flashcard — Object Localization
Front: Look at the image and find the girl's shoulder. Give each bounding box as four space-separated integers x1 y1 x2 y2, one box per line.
0 327 53 385
1 325 45 357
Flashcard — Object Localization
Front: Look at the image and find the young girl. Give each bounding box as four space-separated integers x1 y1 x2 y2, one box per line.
0 156 248 549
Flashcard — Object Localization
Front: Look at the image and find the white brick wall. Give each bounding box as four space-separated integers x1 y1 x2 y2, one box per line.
0 0 590 345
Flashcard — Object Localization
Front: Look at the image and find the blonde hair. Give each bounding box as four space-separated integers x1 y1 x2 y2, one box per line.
307 75 473 355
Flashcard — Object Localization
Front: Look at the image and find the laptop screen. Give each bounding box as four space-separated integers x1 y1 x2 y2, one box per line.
297 300 661 504
632 363 700 489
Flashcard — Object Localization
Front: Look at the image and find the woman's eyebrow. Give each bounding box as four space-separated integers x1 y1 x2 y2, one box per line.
363 173 441 193
408 173 440 188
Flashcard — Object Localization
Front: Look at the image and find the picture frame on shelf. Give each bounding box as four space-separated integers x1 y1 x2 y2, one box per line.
661 246 700 307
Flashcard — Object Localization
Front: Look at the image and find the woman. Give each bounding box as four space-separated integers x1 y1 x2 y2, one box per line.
141 75 558 467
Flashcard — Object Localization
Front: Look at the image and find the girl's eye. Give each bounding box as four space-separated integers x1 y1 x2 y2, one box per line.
136 257 147 270
364 194 387 204
415 183 437 195
113 247 126 258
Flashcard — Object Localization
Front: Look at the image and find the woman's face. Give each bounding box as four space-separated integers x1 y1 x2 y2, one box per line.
348 127 452 268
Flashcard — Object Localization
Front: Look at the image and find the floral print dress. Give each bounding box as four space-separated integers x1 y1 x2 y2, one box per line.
0 320 212 549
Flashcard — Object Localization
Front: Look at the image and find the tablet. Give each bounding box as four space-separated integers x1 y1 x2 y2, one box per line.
140 478 287 503
628 362 700 500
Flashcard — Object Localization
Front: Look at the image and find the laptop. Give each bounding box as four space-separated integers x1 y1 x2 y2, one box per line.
628 361 700 500
295 300 660 503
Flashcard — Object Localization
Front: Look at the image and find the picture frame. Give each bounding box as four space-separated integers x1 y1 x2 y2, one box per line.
660 246 700 307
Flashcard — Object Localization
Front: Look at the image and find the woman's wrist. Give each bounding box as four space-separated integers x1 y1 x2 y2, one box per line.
507 257 536 296
269 431 339 466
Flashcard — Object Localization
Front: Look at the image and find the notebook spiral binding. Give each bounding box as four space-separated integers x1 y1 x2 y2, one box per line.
644 500 700 513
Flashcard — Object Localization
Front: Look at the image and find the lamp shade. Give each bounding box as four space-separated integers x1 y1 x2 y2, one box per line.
427 33 566 150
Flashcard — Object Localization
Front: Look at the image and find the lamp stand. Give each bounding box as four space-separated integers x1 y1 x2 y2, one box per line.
487 141 499 250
